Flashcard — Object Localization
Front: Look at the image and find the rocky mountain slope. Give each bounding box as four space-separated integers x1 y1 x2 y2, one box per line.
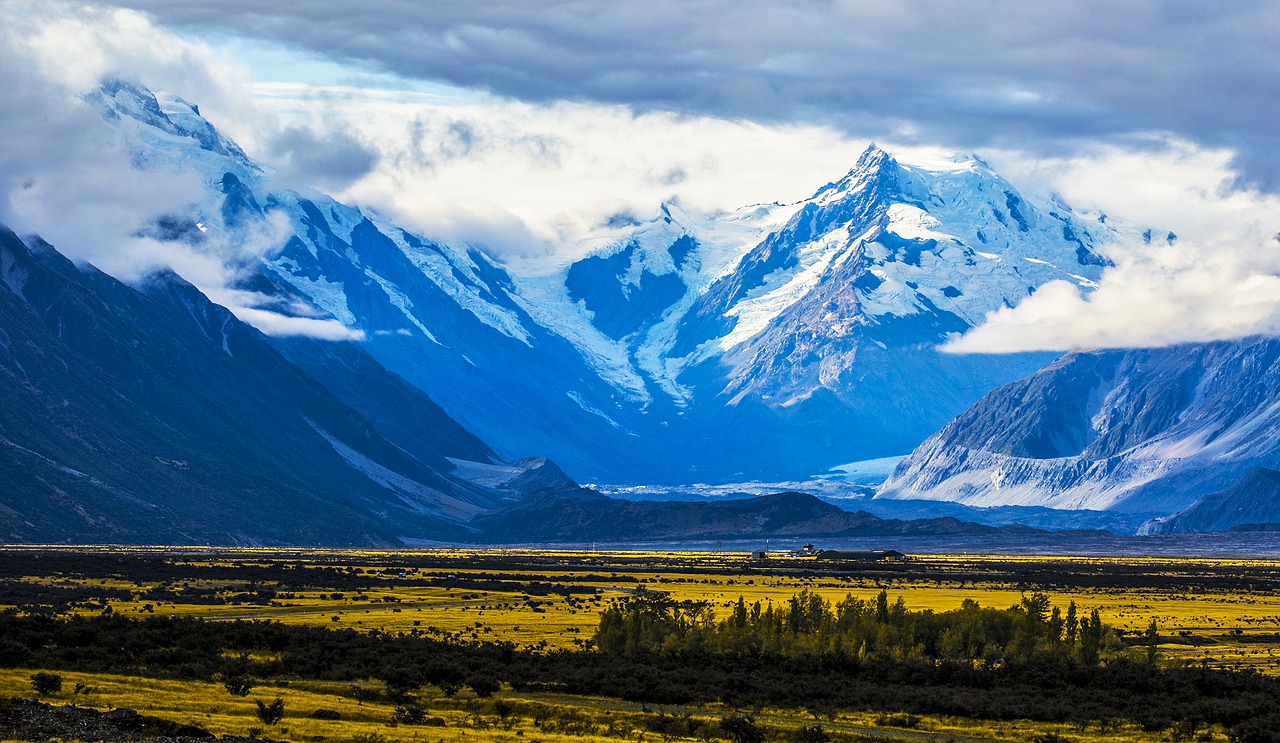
878 338 1280 529
0 223 550 544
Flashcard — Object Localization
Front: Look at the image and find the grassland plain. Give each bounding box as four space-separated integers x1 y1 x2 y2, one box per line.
13 547 1280 672
0 547 1276 741
0 667 1196 743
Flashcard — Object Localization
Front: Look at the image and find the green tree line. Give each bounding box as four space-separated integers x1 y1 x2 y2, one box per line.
596 588 1118 666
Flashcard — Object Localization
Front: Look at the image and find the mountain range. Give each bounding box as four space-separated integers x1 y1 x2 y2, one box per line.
4 78 1279 542
86 79 1128 486
0 220 1023 544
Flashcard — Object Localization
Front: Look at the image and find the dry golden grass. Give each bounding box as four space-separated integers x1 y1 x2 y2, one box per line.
0 668 1205 743
0 547 1264 741
23 549 1280 672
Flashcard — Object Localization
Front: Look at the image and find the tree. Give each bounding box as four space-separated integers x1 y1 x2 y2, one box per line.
730 596 748 629
790 724 829 743
381 666 422 701
493 699 517 729
30 672 62 696
392 703 427 724
255 698 285 726
1079 608 1105 665
1145 618 1160 664
720 714 765 743
224 675 254 697
1064 601 1079 647
469 676 500 698
1046 606 1064 646
1022 593 1051 626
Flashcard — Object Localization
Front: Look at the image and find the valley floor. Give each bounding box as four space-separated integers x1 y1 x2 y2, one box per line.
0 547 1276 741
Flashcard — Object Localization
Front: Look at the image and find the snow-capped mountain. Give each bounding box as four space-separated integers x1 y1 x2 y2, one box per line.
878 338 1280 530
546 146 1124 480
88 80 1134 485
89 79 652 483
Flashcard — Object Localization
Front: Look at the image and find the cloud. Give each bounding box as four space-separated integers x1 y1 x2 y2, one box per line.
226 306 367 340
88 1 1280 189
265 85 865 269
0 5 210 281
0 1 363 341
265 123 380 191
944 236 1280 353
946 139 1280 353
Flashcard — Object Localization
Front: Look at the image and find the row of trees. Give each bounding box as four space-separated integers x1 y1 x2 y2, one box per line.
1 608 1276 736
596 588 1120 666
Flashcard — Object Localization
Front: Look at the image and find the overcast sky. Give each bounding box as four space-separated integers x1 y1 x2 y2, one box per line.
4 1 1280 350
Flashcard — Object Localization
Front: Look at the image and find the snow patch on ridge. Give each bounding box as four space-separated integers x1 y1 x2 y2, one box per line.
721 226 863 350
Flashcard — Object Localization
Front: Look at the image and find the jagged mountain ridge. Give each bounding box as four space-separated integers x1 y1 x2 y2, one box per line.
551 147 1126 477
878 338 1280 526
91 80 1135 484
0 225 1048 545
0 222 577 544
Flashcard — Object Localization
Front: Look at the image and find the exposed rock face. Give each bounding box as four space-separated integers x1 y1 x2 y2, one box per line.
1141 469 1280 534
880 339 1280 519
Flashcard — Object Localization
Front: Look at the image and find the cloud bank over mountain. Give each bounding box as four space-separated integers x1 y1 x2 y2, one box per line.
5 0 1280 352
86 1 1280 189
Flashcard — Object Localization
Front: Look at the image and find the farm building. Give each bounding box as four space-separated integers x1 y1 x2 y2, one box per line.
814 550 908 563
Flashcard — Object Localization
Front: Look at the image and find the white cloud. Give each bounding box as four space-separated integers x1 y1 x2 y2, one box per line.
944 236 1280 353
0 5 211 281
0 1 371 341
258 83 870 272
947 139 1280 353
228 306 367 340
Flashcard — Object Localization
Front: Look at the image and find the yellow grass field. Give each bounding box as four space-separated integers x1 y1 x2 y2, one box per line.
0 667 1203 743
0 547 1272 742
22 547 1279 673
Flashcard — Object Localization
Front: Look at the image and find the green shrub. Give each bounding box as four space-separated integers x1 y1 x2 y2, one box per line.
254 697 285 726
30 672 62 696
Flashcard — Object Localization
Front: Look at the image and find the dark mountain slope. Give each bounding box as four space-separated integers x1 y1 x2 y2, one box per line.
473 490 1029 543
0 225 500 544
1141 468 1280 534
269 336 497 472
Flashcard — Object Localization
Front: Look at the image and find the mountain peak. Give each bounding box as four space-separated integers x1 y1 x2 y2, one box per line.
855 142 895 171
90 77 167 126
86 77 256 171
808 143 902 204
